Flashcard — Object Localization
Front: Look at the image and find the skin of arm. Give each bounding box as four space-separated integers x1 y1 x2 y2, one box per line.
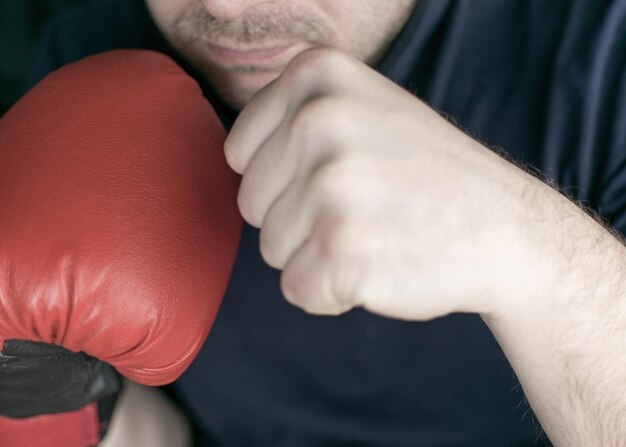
225 47 626 446
482 179 626 446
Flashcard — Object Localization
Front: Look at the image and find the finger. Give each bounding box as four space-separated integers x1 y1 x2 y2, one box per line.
225 47 344 174
258 152 347 269
236 117 297 227
258 173 313 269
280 237 351 316
280 214 362 316
224 78 287 174
237 96 339 227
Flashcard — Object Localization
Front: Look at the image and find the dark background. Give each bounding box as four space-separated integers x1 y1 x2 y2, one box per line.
0 0 84 115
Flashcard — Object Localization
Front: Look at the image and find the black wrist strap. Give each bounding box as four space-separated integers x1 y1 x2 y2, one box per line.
0 340 122 444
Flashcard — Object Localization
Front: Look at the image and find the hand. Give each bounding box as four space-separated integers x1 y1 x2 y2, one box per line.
225 47 537 321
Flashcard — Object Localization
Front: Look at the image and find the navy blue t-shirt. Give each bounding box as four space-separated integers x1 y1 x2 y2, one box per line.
28 1 626 446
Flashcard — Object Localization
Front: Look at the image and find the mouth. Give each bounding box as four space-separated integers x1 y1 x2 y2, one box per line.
205 43 297 68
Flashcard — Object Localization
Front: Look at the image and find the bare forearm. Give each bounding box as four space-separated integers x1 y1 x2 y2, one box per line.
483 175 626 446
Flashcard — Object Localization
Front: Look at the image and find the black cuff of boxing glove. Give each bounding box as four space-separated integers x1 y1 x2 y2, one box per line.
0 340 122 437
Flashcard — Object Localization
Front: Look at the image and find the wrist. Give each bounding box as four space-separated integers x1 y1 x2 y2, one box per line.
473 155 610 319
453 143 561 318
483 164 626 324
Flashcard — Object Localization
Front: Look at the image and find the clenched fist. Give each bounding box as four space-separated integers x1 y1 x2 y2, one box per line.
225 47 544 321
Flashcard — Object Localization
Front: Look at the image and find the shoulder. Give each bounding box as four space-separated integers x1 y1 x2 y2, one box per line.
29 0 154 85
450 0 626 228
403 0 626 221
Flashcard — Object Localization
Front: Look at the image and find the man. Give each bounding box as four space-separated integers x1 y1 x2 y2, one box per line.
25 0 626 445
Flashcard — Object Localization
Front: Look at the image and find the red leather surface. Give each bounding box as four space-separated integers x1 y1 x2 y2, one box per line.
0 403 100 447
0 50 242 385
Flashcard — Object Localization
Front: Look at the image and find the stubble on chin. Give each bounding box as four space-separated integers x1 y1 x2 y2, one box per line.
165 2 334 108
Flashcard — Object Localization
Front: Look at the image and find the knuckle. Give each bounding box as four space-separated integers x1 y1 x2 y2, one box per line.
223 143 242 172
280 260 314 307
237 187 260 226
290 96 356 151
258 226 282 269
281 265 335 315
306 157 355 199
307 161 338 196
285 47 352 86
308 46 348 67
290 96 336 138
280 269 303 306
350 271 375 309
316 215 358 261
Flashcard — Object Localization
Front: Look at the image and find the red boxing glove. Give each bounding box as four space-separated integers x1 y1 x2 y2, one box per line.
0 50 242 445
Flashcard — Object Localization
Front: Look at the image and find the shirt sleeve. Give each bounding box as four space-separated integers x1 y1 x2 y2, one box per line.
541 1 626 235
591 13 626 234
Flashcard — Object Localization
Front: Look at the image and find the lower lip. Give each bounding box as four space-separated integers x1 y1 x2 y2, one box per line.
207 44 294 66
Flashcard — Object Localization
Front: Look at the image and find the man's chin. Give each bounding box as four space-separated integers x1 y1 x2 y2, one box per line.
207 69 282 110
